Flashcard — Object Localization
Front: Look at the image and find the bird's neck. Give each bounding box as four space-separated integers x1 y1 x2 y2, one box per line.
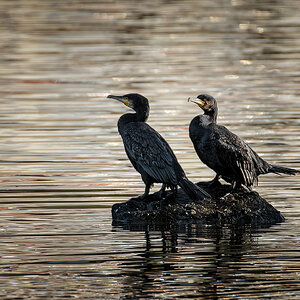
204 107 218 123
118 109 149 130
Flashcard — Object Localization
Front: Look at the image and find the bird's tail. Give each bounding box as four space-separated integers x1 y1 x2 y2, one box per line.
179 177 211 200
269 164 299 175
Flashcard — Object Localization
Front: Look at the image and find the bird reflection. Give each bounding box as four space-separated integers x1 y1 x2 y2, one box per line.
117 224 256 298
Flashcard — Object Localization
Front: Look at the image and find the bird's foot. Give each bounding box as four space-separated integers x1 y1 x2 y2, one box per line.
153 190 166 199
219 184 252 201
219 192 233 201
160 195 176 208
136 193 162 203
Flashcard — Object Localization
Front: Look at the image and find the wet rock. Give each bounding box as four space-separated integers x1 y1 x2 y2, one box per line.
112 182 285 228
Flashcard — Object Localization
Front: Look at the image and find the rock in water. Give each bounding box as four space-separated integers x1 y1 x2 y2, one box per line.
112 182 285 228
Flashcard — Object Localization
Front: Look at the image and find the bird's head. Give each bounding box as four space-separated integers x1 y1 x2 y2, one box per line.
107 93 150 122
107 93 149 112
188 94 217 113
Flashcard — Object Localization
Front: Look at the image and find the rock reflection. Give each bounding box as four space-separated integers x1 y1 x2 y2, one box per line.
117 224 256 298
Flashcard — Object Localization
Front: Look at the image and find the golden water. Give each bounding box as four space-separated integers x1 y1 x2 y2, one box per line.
0 0 299 298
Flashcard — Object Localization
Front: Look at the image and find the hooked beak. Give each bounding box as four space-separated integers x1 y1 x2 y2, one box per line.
188 97 205 108
107 95 129 106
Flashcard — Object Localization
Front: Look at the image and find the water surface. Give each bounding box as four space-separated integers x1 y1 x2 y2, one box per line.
0 0 299 298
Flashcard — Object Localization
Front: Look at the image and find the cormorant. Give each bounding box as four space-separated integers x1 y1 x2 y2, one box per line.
188 94 298 191
108 93 210 200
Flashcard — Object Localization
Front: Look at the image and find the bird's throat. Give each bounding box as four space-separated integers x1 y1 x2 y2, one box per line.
204 108 218 123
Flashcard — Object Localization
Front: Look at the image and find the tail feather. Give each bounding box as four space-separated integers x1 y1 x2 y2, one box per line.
179 177 211 200
269 164 299 175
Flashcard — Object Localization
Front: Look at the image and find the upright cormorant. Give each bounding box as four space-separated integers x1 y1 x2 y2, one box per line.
108 93 210 200
188 94 298 190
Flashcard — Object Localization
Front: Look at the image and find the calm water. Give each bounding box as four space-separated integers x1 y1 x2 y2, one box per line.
0 0 300 298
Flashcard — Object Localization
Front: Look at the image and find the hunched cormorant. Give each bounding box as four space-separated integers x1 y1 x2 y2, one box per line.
188 94 298 190
108 93 210 200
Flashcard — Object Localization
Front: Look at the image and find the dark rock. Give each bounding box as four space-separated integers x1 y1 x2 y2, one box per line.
112 182 285 228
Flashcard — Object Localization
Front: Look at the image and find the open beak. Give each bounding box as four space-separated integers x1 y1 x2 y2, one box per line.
188 97 205 108
107 95 129 106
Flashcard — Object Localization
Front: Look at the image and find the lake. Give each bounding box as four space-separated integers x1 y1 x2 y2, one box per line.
0 0 299 298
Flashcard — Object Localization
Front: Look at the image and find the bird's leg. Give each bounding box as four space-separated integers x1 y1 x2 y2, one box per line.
231 181 242 193
208 174 221 187
243 185 253 193
247 185 253 192
220 181 252 201
138 183 151 200
160 185 177 207
221 181 250 200
219 181 237 200
157 183 166 198
170 185 178 201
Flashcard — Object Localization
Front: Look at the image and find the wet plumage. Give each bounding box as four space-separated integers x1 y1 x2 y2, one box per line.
189 94 298 190
108 93 210 200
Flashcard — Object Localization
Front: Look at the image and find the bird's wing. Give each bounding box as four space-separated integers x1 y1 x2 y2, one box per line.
213 125 257 186
122 123 179 184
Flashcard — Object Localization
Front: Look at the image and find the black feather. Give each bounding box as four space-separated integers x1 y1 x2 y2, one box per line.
109 93 211 200
189 94 298 189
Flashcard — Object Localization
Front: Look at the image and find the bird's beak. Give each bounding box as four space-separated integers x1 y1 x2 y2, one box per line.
107 95 129 106
188 97 205 108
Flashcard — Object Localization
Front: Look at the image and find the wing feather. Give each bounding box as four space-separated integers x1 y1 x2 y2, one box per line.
121 122 179 184
213 125 258 186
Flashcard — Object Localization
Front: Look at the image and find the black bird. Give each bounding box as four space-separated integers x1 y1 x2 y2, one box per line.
108 93 210 200
188 94 298 191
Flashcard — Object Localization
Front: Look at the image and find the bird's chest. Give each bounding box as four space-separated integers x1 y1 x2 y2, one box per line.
192 131 216 165
192 131 211 150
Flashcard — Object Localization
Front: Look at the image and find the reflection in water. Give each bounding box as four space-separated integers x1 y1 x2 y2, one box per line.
116 223 299 298
118 225 256 299
0 0 299 298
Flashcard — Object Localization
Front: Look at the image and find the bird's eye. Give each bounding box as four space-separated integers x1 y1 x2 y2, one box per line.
123 96 130 106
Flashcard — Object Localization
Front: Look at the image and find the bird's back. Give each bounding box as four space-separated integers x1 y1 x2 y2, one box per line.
119 120 184 185
190 116 269 186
